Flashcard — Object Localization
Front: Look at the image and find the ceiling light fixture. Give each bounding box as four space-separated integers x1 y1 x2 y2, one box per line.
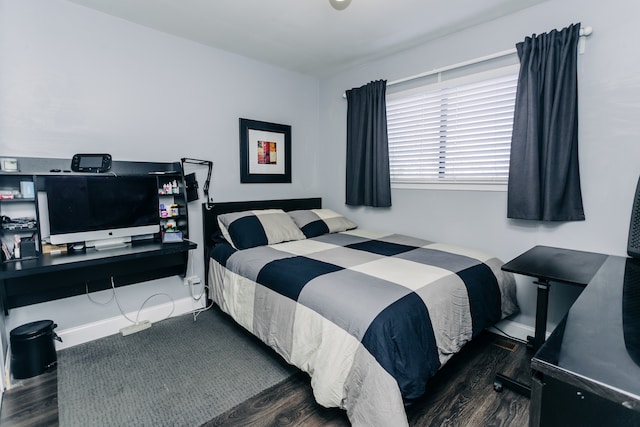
329 0 351 11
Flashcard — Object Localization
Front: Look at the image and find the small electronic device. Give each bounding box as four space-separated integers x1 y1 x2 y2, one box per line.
0 158 18 172
162 231 183 243
71 153 112 173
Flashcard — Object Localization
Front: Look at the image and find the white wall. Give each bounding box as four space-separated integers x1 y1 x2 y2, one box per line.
318 0 640 335
0 0 320 344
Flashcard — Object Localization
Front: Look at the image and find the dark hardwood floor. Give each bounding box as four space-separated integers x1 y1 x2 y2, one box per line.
0 332 530 427
206 332 531 426
0 368 58 427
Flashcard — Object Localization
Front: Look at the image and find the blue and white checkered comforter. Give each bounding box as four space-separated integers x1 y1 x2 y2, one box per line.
208 229 518 426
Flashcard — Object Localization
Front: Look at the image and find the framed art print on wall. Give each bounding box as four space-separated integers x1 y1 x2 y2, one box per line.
239 118 291 183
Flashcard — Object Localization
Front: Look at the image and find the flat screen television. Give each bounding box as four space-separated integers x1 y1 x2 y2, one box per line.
45 175 160 250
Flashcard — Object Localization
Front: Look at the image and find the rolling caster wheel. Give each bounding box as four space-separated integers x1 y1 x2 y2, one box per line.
493 380 503 392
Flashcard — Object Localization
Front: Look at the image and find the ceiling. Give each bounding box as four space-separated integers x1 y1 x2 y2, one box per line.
68 0 545 77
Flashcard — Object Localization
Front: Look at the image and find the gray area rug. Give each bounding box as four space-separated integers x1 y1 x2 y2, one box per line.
57 308 297 427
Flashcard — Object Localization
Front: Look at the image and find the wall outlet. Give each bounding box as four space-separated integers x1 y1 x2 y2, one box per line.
183 275 201 286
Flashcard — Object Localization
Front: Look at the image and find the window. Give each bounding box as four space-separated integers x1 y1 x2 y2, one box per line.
386 66 518 188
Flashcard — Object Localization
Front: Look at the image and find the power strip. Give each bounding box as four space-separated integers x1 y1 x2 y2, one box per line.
120 320 152 336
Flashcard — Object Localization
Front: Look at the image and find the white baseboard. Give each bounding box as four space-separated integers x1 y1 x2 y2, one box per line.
488 318 542 342
1 298 205 391
55 297 205 350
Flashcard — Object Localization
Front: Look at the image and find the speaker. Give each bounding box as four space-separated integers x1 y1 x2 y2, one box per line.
628 176 640 259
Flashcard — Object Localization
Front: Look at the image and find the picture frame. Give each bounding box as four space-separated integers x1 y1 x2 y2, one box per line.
239 118 291 183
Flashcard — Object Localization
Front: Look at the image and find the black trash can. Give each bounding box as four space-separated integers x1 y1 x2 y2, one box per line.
10 320 61 379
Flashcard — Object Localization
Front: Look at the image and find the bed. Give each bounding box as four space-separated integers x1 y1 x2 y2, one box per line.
202 198 518 426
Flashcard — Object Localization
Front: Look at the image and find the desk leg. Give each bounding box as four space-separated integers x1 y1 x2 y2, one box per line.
494 373 531 398
494 278 551 398
533 279 550 353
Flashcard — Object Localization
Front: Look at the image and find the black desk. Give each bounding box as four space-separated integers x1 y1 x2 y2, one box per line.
0 240 197 314
530 255 640 426
494 246 608 397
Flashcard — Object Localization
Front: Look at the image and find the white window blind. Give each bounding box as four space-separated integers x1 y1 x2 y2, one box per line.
387 67 518 185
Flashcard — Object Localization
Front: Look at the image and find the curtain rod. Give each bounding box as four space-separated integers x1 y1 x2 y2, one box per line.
342 25 593 98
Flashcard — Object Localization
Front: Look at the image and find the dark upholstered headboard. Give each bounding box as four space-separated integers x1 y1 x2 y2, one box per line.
201 197 322 248
201 197 322 297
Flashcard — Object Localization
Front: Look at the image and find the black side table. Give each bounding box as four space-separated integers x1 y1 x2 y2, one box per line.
494 245 608 397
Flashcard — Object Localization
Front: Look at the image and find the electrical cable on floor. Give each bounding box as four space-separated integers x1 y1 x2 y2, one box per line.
85 281 115 305
192 284 213 321
183 244 206 301
134 292 175 324
109 276 176 325
192 299 213 321
189 277 206 301
110 276 138 324
187 246 211 319
492 325 528 344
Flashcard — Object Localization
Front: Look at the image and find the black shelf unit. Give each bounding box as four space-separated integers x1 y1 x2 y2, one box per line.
157 172 189 239
0 173 40 264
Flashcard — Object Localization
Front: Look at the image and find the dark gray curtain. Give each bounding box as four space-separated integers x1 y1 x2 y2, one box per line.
507 23 584 221
345 80 392 207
